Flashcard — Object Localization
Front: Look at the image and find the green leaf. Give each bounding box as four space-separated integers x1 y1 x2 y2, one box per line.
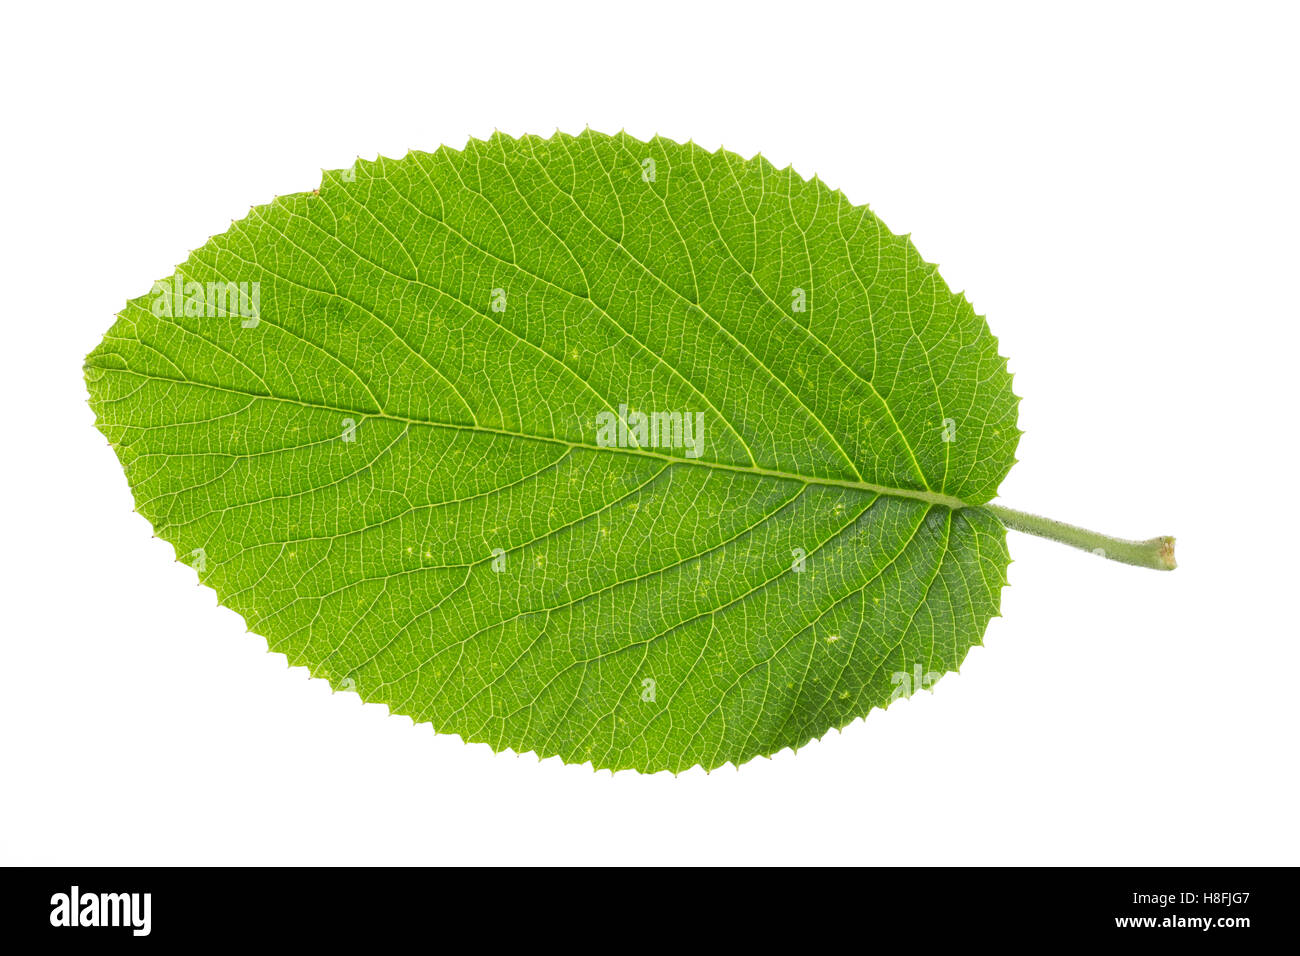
84 130 1112 773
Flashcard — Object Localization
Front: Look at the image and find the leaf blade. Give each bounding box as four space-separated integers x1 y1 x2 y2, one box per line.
87 130 1017 772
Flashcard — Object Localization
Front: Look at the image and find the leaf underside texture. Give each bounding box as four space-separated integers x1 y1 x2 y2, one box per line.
86 130 1020 773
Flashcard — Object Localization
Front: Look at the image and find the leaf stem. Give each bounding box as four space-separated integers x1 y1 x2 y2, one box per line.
985 504 1176 571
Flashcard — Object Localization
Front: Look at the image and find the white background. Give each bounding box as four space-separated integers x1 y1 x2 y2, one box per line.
1 1 1296 865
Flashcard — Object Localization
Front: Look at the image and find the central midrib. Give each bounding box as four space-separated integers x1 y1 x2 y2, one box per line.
90 364 974 512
